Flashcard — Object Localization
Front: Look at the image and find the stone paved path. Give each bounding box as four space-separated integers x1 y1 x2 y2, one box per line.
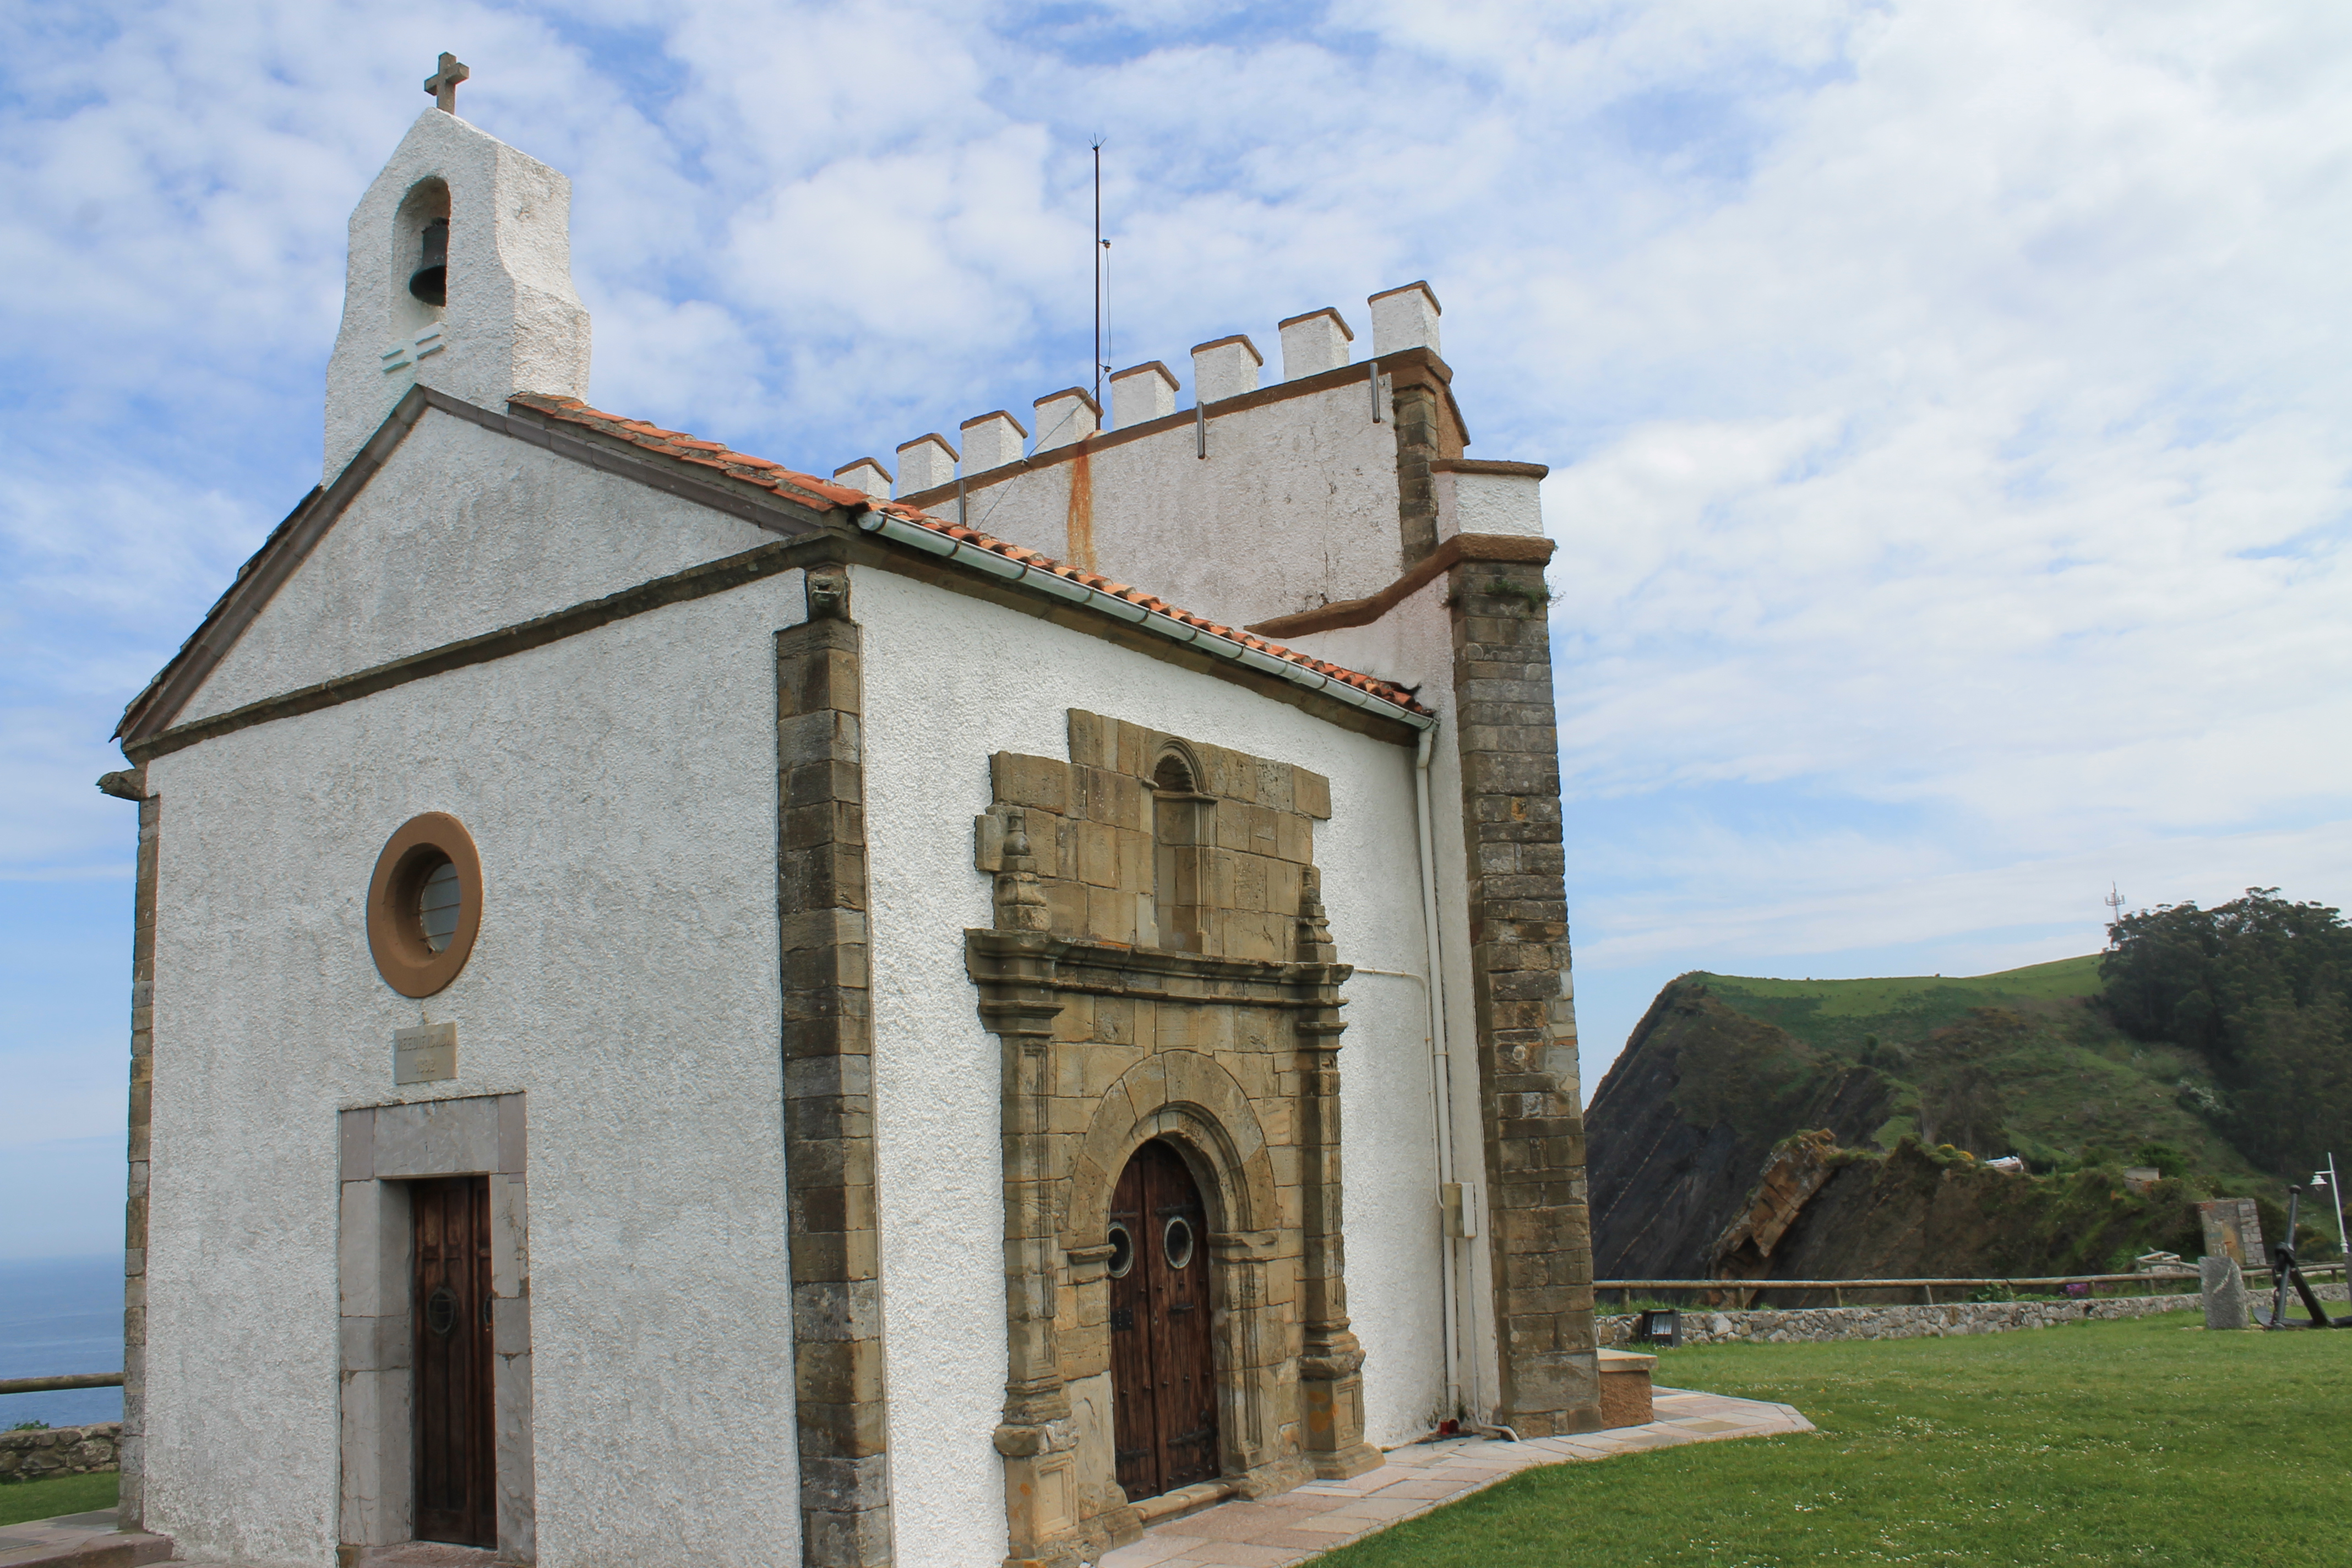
1100 1387 1814 1568
0 1506 172 1567
62 1388 1808 1568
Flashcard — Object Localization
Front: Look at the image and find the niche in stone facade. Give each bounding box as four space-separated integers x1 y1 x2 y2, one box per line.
976 711 1332 962
1150 745 1213 954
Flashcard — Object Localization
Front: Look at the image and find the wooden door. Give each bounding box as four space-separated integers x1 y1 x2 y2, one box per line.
1108 1140 1219 1501
412 1176 495 1548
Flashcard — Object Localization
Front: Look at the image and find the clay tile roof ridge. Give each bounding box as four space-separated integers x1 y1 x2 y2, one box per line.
519 397 872 508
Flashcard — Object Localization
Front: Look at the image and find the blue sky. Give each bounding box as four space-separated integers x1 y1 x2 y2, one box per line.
5 0 2349 1259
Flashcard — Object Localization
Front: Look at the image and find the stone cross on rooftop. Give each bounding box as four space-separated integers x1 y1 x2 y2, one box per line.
424 52 470 113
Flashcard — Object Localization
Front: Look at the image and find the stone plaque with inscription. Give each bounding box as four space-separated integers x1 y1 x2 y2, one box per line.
395 1022 458 1085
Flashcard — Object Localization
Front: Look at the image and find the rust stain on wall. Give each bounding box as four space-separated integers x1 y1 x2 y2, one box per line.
1064 440 1096 572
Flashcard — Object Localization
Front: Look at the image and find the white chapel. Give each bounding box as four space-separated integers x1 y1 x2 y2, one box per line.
99 66 1606 1568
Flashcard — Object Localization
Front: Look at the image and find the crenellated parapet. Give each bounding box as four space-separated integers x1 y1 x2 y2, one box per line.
866 283 1442 501
858 284 1466 638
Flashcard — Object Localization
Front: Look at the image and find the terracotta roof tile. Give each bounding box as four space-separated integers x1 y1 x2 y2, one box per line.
509 394 1429 718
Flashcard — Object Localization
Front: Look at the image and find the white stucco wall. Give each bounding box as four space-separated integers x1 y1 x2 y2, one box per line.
140 431 1464 1568
141 574 807 1568
854 568 1448 1568
181 411 770 726
1287 587 1503 1426
1433 470 1545 542
948 376 1405 635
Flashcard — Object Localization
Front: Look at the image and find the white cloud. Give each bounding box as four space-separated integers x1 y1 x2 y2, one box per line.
0 0 2348 1194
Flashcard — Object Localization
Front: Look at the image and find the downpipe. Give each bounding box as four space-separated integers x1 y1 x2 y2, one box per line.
1411 723 1471 1427
1414 726 1512 1440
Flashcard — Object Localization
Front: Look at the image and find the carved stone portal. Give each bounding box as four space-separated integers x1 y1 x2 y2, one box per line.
969 711 1380 1568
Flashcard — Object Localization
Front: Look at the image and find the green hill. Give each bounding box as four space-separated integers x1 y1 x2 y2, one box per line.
1588 896 2352 1285
1694 954 2104 1032
1691 956 2255 1178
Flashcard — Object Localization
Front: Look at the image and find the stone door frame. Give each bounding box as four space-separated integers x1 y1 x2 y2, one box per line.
337 1093 536 1562
970 929 1379 1568
970 714 1383 1568
1071 1059 1289 1497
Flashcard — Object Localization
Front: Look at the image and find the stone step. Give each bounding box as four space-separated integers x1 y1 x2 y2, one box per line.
0 1511 174 1568
1131 1479 1240 1527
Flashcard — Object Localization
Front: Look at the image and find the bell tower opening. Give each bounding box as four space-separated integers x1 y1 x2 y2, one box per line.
393 178 450 332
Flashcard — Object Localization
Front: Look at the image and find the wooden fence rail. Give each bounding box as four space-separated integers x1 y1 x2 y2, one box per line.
0 1373 126 1397
1596 1265 2342 1308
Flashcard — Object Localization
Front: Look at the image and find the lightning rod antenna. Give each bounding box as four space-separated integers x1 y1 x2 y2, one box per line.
1092 138 1106 410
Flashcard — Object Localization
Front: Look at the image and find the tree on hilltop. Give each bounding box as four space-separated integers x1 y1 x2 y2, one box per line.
2103 889 2352 1175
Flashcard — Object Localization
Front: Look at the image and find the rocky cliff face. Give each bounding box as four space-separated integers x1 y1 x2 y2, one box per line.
1584 978 1893 1280
1711 1139 2214 1303
1586 974 2220 1289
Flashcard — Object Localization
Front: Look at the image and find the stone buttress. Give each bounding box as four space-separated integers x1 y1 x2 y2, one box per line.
777 565 895 1567
1439 536 1600 1437
107 771 159 1529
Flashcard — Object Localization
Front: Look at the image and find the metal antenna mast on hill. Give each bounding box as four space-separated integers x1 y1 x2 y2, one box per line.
2105 883 2127 928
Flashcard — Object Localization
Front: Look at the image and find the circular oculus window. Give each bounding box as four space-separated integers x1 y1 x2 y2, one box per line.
367 812 482 997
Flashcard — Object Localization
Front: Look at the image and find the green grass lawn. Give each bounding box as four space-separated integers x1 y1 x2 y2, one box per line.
0 1469 118 1528
1325 1311 2350 1567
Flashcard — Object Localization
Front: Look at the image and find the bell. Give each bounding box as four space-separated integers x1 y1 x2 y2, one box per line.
408 217 449 306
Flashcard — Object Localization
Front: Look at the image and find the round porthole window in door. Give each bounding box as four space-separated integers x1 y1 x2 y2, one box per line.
367 812 483 998
1162 1216 1195 1271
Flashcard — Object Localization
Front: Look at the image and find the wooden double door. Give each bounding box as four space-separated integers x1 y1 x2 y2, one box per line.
1109 1140 1219 1500
412 1176 496 1548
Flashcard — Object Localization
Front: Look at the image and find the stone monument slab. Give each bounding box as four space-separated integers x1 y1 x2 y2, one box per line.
2201 1254 2251 1330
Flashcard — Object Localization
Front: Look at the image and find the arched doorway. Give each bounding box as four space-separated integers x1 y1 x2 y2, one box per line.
1108 1139 1219 1500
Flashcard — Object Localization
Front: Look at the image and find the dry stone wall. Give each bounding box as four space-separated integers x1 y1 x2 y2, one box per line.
1 1422 121 1483
1597 1294 2208 1346
1599 1286 2351 1346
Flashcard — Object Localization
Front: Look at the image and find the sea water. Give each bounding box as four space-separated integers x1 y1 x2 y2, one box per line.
0 1255 122 1429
